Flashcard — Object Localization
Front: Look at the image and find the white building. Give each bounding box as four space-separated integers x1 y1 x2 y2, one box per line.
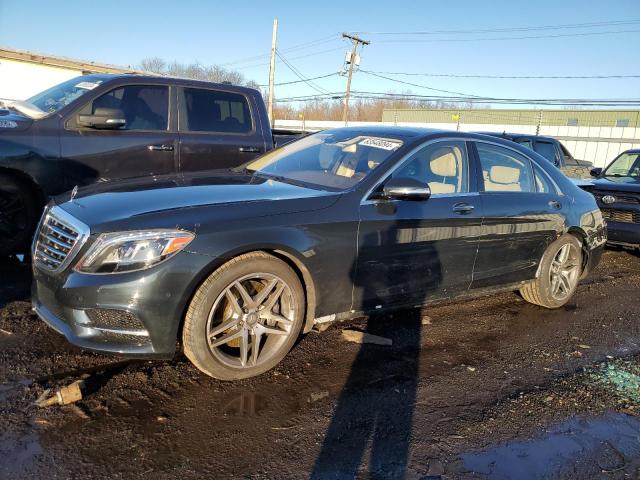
0 46 140 101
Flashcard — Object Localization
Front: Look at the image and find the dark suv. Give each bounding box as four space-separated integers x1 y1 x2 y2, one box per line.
583 149 640 250
0 74 287 256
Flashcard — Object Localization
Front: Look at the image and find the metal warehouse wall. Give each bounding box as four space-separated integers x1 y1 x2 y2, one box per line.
274 117 640 168
381 109 640 128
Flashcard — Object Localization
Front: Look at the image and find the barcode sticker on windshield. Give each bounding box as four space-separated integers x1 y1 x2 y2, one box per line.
359 137 402 151
75 81 100 90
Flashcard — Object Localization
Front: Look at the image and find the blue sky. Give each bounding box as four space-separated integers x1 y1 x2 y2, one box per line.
1 0 639 107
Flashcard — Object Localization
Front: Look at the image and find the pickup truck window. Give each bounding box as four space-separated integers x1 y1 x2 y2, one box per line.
533 141 557 164
183 88 252 134
75 85 169 131
25 74 107 116
516 139 534 150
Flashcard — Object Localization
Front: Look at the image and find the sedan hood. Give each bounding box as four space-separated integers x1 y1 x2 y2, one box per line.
57 171 340 229
591 176 640 193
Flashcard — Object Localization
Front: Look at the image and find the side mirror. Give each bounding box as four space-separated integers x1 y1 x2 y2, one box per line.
77 108 126 129
590 167 602 178
379 177 431 201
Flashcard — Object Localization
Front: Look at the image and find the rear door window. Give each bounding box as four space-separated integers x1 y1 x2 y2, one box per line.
533 163 557 194
182 88 253 133
476 142 535 193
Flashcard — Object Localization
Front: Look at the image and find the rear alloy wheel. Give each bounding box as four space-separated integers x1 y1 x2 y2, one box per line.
520 234 583 308
183 252 305 380
0 174 40 257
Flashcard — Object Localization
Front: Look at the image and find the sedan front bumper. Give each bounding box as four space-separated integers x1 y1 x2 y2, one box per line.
32 250 214 357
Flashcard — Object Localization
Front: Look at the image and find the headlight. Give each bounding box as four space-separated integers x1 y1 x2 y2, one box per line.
75 230 194 274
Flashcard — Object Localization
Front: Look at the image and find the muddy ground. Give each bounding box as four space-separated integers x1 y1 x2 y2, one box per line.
1 250 640 479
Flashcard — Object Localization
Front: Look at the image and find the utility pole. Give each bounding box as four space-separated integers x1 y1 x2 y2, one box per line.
341 33 369 125
267 18 278 127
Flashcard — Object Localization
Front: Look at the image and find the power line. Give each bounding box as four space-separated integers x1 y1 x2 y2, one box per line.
274 91 640 107
257 72 340 87
219 34 342 67
364 70 640 80
354 19 640 35
233 46 346 71
359 70 481 97
374 28 640 43
275 50 331 94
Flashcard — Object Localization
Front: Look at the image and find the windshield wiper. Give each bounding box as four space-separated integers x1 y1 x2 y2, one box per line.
252 171 315 189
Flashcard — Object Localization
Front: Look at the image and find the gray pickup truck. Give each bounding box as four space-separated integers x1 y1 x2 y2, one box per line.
0 74 304 256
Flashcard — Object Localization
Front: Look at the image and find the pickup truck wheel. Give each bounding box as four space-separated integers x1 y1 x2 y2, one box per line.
0 174 40 257
520 234 582 309
183 252 305 380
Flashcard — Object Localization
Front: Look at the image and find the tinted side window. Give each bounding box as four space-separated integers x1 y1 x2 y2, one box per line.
476 142 534 193
90 85 168 131
516 139 534 150
183 88 252 133
393 140 468 194
533 141 557 163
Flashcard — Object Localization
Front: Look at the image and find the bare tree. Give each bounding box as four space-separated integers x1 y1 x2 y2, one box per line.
139 57 257 89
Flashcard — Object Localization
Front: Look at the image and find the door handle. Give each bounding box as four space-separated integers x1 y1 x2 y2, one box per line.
452 203 475 214
238 146 261 153
548 200 562 210
147 144 174 152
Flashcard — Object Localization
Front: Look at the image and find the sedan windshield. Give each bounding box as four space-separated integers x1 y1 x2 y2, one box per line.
603 152 640 177
245 130 403 190
20 75 108 117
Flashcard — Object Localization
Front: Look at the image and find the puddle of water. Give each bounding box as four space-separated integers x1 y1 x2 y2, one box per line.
0 430 43 478
462 413 640 479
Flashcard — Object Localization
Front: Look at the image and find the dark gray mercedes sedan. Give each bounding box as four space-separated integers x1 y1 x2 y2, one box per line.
32 127 606 380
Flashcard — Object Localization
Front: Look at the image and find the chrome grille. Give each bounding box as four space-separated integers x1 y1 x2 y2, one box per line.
601 208 640 224
33 206 89 272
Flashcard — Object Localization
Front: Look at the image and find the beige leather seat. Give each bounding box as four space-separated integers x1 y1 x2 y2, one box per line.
429 148 459 194
484 165 523 192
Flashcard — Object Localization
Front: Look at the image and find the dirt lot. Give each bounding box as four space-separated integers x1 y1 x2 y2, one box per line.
1 249 640 479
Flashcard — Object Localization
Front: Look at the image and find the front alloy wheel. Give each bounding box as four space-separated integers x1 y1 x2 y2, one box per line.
207 273 295 369
183 252 305 380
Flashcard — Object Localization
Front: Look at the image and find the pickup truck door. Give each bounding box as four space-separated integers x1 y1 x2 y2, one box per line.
177 87 266 173
59 84 177 190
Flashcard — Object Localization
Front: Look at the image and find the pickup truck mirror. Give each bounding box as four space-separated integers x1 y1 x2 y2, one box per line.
590 167 603 177
77 108 126 130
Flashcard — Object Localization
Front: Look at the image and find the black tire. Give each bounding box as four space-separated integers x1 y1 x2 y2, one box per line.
0 173 41 257
183 252 305 380
520 234 583 309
